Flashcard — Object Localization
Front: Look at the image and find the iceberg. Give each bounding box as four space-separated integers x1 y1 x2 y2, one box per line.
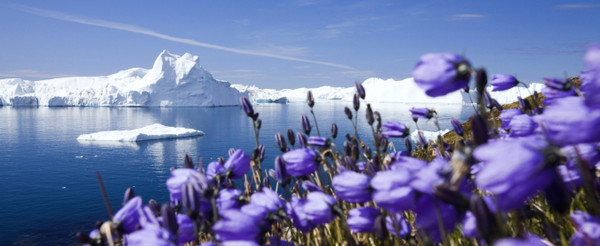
409 129 451 144
77 123 204 142
234 78 544 105
0 51 246 107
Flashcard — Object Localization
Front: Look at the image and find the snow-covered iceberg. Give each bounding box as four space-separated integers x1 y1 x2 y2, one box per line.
77 124 204 142
234 78 544 105
409 129 451 144
0 51 246 107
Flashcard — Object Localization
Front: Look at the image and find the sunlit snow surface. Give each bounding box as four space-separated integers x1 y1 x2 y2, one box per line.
76 123 204 142
0 51 245 107
234 78 544 105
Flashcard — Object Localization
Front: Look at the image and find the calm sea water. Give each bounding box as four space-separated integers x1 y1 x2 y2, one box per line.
0 102 474 245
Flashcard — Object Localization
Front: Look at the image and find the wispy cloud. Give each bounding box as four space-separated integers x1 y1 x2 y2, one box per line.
12 5 353 69
0 69 78 79
555 4 600 9
503 46 583 56
447 14 486 21
212 69 266 80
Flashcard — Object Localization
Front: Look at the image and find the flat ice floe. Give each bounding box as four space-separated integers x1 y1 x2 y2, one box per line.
77 124 204 142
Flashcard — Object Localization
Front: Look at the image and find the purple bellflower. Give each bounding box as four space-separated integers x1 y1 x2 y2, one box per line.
381 121 409 138
224 149 251 179
217 188 242 213
386 213 411 237
410 107 435 120
206 161 225 181
570 210 600 246
494 234 547 246
541 86 576 106
461 212 478 238
250 187 285 213
166 168 209 205
241 203 269 221
125 227 175 246
281 148 319 176
508 114 538 137
450 118 464 136
302 192 337 225
498 108 522 129
544 77 571 91
212 209 261 242
490 74 519 91
177 214 196 245
535 96 600 146
286 196 315 232
307 136 328 147
113 196 143 233
332 170 372 203
474 137 555 211
371 168 415 213
412 53 471 97
346 207 380 233
222 241 260 246
413 195 461 243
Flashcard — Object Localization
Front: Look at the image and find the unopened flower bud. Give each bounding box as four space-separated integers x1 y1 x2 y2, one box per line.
275 133 287 152
184 154 194 169
353 93 360 111
366 104 374 125
355 81 366 99
475 68 488 94
331 123 338 139
307 91 315 108
240 96 254 117
161 204 178 235
297 132 307 148
287 129 295 146
301 114 311 135
344 106 353 119
123 187 135 205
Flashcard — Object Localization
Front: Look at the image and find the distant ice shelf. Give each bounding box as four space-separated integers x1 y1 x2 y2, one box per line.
77 124 204 142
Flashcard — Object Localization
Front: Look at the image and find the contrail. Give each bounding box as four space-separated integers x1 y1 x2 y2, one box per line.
12 5 354 69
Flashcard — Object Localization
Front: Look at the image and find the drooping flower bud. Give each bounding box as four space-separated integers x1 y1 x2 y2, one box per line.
224 149 251 179
307 91 315 108
308 136 329 147
161 204 178 235
281 148 319 176
331 123 338 139
451 118 463 136
353 93 360 111
355 81 366 99
148 199 160 216
544 77 571 91
297 132 307 148
123 187 135 205
410 107 435 120
184 154 194 169
301 114 311 135
240 96 254 117
344 106 353 119
275 133 287 152
382 121 409 138
475 68 488 94
272 155 290 185
347 207 380 233
366 104 374 125
287 128 295 146
470 114 489 145
343 141 351 156
517 97 531 112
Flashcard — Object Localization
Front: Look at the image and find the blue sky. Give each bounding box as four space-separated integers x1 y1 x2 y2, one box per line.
0 0 599 89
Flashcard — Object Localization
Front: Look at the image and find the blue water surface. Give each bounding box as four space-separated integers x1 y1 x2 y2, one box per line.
0 102 474 244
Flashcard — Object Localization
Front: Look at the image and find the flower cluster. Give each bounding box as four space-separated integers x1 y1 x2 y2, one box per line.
80 44 600 245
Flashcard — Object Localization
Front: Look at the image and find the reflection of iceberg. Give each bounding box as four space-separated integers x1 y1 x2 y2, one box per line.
76 139 141 150
77 123 204 142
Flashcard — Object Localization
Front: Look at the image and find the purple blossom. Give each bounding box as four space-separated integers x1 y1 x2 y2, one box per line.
390 155 427 173
286 196 315 232
461 212 478 238
508 114 538 137
386 213 411 237
544 77 570 91
241 203 269 221
474 137 555 211
213 209 261 242
281 148 319 176
412 53 471 97
410 158 448 195
206 161 225 181
302 192 337 225
450 118 464 136
240 96 254 117
498 108 522 129
224 149 251 179
495 234 547 246
371 168 415 213
301 114 311 135
302 180 321 192
166 168 209 204
217 188 242 212
585 43 600 70
125 227 175 246
410 107 434 120
113 196 143 233
355 81 366 99
381 121 409 138
535 96 600 146
222 241 260 246
580 69 600 108
307 136 328 147
541 86 576 106
490 74 519 91
413 195 461 243
332 170 372 203
346 207 380 233
250 188 284 213
177 214 196 245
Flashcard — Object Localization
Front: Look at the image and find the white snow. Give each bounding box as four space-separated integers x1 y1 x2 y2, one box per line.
0 51 246 107
409 129 451 144
77 123 204 142
234 78 544 105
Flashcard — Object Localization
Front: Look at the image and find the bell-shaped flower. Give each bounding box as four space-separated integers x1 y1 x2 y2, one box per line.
371 168 415 213
410 158 448 195
381 121 409 138
217 188 242 212
206 161 225 181
224 149 251 179
495 233 548 246
535 96 600 146
166 168 209 205
303 192 337 225
249 187 284 213
474 137 555 211
508 114 538 137
412 53 471 97
281 148 319 176
413 195 461 243
498 109 522 129
113 196 143 233
347 207 380 233
241 203 269 221
461 211 478 238
213 209 262 242
307 136 329 147
176 214 196 245
569 211 600 246
385 213 411 237
286 196 315 232
389 155 427 173
332 170 372 203
490 74 519 91
541 86 576 106
125 227 175 246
